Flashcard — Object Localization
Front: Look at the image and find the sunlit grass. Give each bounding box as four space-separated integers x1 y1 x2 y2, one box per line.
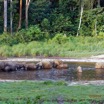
0 81 103 103
0 36 104 58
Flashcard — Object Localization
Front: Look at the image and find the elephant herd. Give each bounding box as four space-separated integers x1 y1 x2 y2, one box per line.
0 60 103 72
0 59 68 72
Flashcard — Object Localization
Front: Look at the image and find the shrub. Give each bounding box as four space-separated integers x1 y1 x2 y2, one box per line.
12 43 27 57
0 45 12 57
41 18 50 30
15 25 50 43
98 32 104 38
26 25 43 41
0 32 17 46
51 33 68 44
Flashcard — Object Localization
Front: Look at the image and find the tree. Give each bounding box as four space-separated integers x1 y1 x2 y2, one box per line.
25 0 31 28
98 0 101 7
76 0 98 36
17 0 22 31
77 0 84 36
10 0 13 34
4 0 7 32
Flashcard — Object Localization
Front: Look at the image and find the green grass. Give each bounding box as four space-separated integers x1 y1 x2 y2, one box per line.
0 81 103 103
0 36 104 58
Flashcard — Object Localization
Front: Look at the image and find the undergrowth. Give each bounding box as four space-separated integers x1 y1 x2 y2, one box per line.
0 36 104 58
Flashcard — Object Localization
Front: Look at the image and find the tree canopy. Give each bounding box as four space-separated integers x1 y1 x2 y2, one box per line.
0 0 104 37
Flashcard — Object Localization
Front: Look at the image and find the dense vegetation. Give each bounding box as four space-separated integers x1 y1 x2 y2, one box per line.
0 36 104 58
0 0 104 57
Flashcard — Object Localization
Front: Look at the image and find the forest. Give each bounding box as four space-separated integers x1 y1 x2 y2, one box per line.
0 0 104 57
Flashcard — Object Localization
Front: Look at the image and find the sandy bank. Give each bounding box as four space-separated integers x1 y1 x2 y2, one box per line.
0 56 104 63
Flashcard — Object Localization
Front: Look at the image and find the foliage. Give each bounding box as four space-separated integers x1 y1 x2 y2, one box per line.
0 25 50 46
80 8 104 36
0 32 18 46
51 33 68 44
0 0 104 36
15 25 49 42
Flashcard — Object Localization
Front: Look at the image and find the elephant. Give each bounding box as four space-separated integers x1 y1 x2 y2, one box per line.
0 62 5 71
36 61 52 70
52 60 69 69
35 59 68 70
52 59 63 68
56 63 68 69
26 63 36 71
0 62 26 72
95 62 104 69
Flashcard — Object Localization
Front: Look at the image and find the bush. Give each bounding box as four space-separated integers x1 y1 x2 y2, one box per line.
12 43 27 57
0 32 16 46
15 25 50 42
0 32 26 46
96 32 104 39
51 33 68 44
0 25 50 46
0 45 12 57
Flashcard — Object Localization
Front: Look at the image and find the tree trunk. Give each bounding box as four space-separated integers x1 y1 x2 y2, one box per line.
10 0 13 35
77 1 84 36
4 0 7 32
17 0 22 31
25 0 30 28
97 0 100 7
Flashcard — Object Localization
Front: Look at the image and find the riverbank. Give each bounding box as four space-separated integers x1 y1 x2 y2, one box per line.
0 54 104 63
0 81 103 104
0 80 104 86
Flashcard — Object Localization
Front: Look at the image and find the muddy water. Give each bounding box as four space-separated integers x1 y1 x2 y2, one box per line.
0 62 104 81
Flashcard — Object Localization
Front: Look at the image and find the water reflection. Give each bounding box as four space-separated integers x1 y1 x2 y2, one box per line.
95 68 104 80
77 72 82 81
0 62 104 81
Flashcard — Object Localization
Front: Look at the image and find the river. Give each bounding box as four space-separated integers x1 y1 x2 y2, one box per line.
0 61 104 82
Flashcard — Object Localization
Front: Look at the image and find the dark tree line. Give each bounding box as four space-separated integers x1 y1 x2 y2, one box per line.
0 0 104 37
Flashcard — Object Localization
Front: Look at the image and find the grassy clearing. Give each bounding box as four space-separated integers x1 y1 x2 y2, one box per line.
0 36 104 58
0 81 103 103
